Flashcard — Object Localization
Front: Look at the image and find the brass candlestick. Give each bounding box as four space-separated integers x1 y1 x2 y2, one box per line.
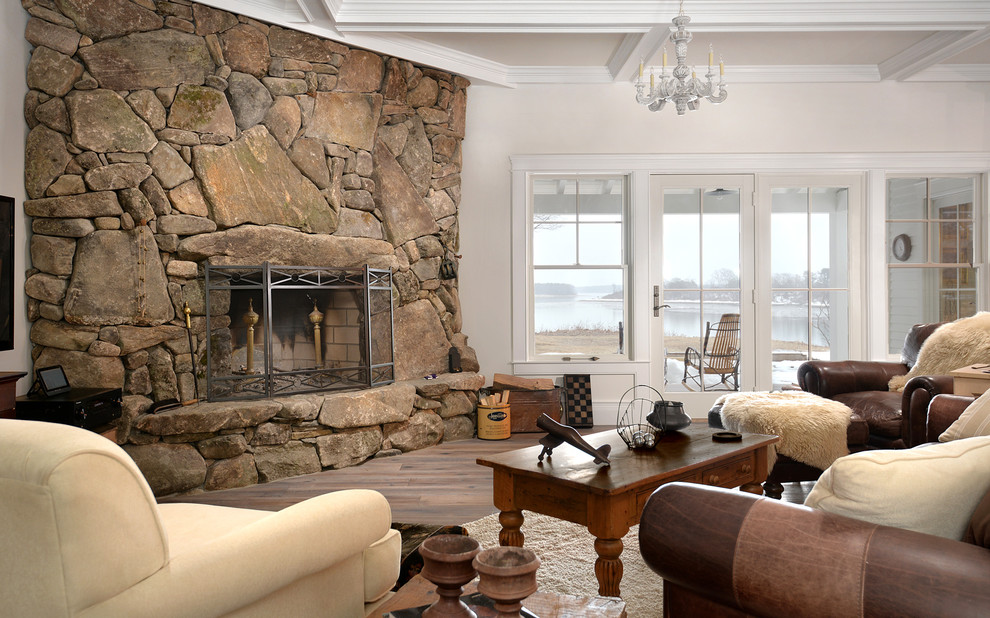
309 297 324 368
243 298 259 373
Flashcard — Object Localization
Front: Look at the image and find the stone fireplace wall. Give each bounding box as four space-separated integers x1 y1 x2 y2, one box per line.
20 0 481 493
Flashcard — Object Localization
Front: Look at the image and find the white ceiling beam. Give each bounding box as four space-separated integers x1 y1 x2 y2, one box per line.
608 27 672 83
879 26 990 80
293 0 344 37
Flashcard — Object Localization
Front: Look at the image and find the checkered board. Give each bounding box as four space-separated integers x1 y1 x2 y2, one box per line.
563 374 594 428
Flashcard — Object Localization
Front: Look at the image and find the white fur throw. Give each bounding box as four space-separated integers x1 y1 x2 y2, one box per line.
717 391 851 471
888 312 990 392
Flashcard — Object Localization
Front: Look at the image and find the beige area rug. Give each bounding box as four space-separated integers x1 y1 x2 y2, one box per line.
460 510 662 617
889 312 990 391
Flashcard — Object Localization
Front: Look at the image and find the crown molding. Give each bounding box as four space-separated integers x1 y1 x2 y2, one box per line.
503 64 884 85
502 62 990 85
331 1 990 32
725 65 882 83
906 64 990 82
510 152 990 175
506 65 615 84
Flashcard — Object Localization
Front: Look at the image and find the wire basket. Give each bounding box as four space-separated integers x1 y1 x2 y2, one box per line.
616 385 663 449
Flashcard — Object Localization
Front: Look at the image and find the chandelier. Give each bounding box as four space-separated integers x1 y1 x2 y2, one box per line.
634 2 727 115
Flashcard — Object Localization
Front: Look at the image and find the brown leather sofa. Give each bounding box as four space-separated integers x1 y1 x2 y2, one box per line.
797 322 951 448
639 482 990 618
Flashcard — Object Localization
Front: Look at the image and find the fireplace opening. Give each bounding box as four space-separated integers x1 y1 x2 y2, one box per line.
204 263 394 401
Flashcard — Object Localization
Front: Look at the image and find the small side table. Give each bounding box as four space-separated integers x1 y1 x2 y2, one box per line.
0 371 27 418
950 365 990 397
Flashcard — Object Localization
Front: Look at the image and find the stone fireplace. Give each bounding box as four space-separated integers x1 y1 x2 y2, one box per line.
20 0 482 496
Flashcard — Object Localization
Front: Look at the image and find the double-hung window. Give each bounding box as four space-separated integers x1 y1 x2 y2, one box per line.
530 175 628 360
887 176 980 352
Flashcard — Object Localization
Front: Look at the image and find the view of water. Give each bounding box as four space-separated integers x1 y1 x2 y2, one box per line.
535 297 829 347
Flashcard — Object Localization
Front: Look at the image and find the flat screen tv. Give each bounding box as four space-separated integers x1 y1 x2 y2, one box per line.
0 195 13 351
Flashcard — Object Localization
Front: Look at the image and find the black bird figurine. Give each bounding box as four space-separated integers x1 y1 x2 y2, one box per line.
536 413 611 466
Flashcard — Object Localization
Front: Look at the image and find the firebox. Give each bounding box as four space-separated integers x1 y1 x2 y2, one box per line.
204 263 394 401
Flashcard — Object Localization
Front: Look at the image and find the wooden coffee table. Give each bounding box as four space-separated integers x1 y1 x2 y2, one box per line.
476 423 778 597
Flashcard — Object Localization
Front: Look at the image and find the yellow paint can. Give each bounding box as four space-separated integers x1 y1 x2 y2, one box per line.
477 404 511 440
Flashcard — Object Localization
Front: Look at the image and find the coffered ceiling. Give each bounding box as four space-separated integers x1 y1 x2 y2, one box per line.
198 1 990 86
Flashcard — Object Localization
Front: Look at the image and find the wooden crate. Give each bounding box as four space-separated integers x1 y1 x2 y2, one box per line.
506 388 562 433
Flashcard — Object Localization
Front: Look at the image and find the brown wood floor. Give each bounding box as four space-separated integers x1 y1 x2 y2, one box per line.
161 427 814 524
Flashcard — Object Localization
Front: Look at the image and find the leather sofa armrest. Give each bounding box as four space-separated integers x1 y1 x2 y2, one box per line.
928 394 975 442
797 360 907 398
639 483 990 618
901 375 956 447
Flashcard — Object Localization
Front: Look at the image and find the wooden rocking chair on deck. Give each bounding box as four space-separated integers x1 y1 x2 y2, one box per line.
682 313 741 391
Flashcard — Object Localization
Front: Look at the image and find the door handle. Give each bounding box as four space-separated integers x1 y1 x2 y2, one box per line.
653 286 670 317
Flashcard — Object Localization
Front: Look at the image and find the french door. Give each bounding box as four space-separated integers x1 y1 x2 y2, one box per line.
650 174 862 407
649 175 756 403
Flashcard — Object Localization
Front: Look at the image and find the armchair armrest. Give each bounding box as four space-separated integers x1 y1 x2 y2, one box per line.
639 483 990 618
901 375 956 447
928 394 975 442
797 360 907 398
88 489 398 618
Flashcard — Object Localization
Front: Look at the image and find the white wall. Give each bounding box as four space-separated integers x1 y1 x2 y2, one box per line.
0 6 31 393
459 80 990 381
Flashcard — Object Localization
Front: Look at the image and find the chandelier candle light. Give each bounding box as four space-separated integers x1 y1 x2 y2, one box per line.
635 1 727 115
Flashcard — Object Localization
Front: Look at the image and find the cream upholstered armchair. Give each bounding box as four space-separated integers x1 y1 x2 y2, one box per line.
0 419 400 617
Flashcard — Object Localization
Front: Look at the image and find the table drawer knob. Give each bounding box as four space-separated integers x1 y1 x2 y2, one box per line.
707 475 720 485
740 464 752 474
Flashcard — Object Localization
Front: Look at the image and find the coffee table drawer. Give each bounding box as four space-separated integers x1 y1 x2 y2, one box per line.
702 454 755 488
636 470 702 512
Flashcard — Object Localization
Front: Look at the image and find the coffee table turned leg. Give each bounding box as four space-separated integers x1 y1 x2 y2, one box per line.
593 537 623 597
740 481 766 495
498 509 524 547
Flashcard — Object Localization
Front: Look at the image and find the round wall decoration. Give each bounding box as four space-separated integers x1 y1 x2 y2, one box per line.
892 233 912 261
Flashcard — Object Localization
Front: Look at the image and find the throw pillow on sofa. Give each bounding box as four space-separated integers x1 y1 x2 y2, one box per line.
940 388 990 441
804 435 990 540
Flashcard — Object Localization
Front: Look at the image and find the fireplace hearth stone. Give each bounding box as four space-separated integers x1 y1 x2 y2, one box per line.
121 372 485 497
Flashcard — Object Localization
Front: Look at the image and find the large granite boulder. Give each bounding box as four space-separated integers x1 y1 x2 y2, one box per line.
371 139 438 246
54 0 162 41
25 125 72 199
63 228 174 326
78 30 211 91
317 382 415 428
176 225 399 270
305 91 382 152
168 84 237 138
123 442 206 497
193 125 336 232
66 90 157 153
393 300 449 381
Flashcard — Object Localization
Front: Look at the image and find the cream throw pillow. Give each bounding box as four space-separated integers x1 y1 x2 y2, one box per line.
940 389 990 442
804 436 990 540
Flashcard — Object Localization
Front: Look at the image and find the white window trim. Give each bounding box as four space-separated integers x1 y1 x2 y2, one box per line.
511 153 990 377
